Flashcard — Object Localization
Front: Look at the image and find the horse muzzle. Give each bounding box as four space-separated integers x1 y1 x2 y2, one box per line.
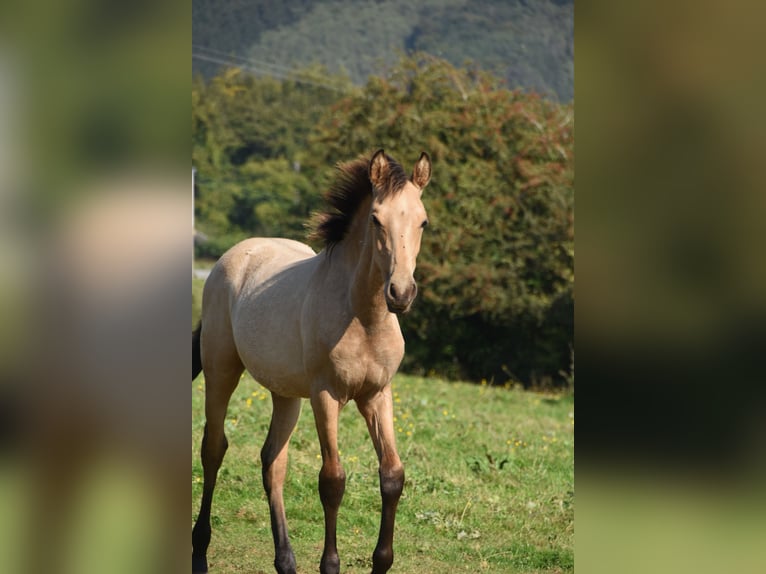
385 279 417 315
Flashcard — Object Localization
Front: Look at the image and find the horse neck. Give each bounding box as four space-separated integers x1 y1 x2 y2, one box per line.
333 206 390 326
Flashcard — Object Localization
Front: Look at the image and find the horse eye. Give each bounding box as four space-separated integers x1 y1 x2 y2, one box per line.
371 214 382 227
421 219 429 229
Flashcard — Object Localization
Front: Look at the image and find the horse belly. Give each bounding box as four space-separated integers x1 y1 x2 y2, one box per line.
245 359 310 398
232 301 311 397
237 331 311 397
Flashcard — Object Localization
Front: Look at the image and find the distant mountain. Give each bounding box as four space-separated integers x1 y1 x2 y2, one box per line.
192 0 573 102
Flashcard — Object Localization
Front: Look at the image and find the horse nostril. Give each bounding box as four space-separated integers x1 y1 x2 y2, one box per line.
388 283 398 300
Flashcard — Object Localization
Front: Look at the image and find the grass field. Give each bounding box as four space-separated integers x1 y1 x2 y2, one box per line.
192 372 574 573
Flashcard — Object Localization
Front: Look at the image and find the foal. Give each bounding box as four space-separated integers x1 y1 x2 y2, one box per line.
192 149 431 574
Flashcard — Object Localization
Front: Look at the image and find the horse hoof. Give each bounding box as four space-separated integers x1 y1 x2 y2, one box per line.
192 555 208 573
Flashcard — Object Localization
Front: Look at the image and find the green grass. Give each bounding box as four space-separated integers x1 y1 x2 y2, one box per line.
192 374 573 573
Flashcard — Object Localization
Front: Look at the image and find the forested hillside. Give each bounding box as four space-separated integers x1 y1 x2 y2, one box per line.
193 0 573 102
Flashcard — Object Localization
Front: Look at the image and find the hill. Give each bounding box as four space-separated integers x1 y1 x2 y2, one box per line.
192 0 573 102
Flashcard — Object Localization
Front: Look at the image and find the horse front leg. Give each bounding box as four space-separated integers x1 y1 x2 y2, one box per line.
311 388 346 574
357 386 404 574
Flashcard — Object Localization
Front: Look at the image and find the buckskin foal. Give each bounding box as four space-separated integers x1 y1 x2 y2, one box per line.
192 149 431 574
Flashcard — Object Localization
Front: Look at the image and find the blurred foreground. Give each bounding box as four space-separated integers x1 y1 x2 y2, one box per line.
577 1 766 573
1 0 766 572
0 0 189 572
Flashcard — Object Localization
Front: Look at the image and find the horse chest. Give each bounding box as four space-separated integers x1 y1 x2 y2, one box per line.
328 320 404 392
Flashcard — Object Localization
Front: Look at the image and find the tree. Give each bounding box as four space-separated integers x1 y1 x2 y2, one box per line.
192 66 350 255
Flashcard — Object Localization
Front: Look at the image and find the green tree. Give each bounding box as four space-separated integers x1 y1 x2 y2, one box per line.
192 66 350 255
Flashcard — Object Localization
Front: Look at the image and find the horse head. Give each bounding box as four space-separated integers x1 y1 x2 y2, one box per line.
368 149 431 314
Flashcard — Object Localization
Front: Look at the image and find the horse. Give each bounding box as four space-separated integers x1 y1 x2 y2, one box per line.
192 149 432 574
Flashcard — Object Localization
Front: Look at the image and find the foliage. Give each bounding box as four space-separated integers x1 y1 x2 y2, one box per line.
192 67 350 248
192 372 574 572
192 54 574 386
194 0 573 102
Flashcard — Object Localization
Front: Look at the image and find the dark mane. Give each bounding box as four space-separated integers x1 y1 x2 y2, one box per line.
309 152 408 248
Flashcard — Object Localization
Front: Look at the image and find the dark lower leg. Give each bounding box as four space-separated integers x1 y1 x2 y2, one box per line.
371 465 404 574
192 424 228 573
261 395 301 574
267 502 296 574
262 459 296 574
318 463 346 574
312 389 345 574
356 389 404 574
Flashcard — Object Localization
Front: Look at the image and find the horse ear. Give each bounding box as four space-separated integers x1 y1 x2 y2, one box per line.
412 152 431 190
369 149 389 193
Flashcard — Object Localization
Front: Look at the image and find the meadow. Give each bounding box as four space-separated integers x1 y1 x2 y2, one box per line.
191 372 573 573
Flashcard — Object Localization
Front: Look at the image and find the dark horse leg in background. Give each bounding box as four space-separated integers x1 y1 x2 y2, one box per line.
192 323 244 573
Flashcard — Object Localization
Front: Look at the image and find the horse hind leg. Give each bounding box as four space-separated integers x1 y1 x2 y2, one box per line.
261 393 302 574
191 340 244 573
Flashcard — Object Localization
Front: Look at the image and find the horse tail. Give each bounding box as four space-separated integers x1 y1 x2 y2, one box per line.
192 322 202 381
